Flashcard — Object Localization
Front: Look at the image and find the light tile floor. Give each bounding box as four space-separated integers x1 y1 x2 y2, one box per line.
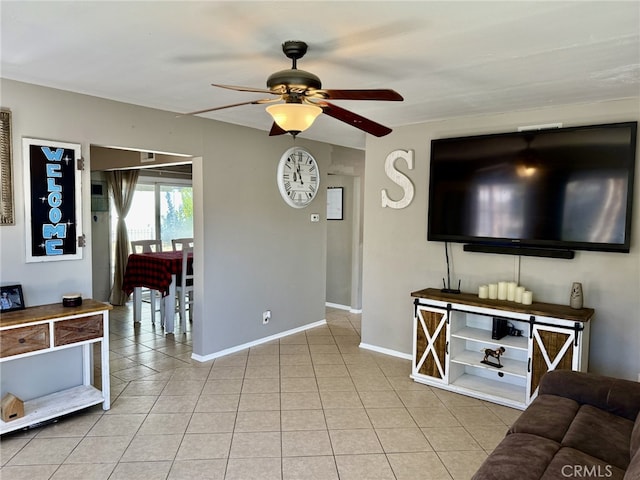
0 305 521 480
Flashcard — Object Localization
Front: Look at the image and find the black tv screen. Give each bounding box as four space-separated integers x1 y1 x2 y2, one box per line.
428 122 637 254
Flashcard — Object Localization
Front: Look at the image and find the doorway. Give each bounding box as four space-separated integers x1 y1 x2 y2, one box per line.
89 145 193 302
325 174 363 313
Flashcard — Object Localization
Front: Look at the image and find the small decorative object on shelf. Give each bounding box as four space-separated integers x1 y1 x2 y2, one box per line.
481 347 505 368
480 281 530 304
522 290 533 305
1 393 24 422
497 282 508 300
62 293 82 307
570 282 583 309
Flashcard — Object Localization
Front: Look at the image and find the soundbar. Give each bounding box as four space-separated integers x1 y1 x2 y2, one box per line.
463 244 575 259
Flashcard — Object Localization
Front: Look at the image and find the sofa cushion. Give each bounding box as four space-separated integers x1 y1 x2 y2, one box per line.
624 444 640 480
540 370 640 421
540 447 626 480
562 404 634 470
509 394 580 443
471 433 560 480
631 410 640 460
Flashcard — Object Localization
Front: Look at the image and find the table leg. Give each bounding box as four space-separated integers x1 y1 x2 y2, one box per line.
133 286 142 324
163 274 177 334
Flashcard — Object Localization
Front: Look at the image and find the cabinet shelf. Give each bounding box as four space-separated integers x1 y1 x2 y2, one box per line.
450 374 526 406
0 385 103 434
450 326 528 351
450 349 527 378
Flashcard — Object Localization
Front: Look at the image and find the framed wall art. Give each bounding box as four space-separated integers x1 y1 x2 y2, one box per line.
23 137 83 262
0 284 25 312
327 186 344 220
0 109 14 225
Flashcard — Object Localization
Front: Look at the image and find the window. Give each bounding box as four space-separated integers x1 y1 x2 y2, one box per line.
159 184 193 249
111 178 193 253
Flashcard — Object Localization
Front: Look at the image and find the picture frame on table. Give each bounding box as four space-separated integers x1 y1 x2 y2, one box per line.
0 284 25 312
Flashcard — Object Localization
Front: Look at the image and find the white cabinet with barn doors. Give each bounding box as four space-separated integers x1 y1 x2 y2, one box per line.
410 288 592 410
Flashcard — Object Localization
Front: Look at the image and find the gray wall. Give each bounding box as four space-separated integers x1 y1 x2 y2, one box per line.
0 79 338 364
361 99 640 380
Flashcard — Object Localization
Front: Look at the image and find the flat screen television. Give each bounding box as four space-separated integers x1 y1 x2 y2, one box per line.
427 121 637 257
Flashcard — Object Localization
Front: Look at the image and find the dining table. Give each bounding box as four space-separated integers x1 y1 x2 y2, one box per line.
122 250 192 334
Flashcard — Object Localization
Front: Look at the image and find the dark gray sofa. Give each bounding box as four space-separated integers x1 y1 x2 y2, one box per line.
472 370 640 480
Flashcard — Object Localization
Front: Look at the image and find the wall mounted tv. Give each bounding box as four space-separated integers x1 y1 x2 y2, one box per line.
427 121 637 258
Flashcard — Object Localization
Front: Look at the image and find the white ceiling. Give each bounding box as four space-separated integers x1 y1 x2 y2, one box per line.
2 1 639 150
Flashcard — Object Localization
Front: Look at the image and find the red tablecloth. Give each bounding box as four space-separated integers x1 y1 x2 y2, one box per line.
122 251 192 296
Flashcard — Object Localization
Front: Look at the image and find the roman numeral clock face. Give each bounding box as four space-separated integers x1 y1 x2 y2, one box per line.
276 147 320 208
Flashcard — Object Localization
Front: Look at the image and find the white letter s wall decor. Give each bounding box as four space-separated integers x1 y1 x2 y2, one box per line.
381 149 414 209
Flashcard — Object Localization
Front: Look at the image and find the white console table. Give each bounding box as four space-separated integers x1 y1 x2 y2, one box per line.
0 299 111 434
411 288 593 410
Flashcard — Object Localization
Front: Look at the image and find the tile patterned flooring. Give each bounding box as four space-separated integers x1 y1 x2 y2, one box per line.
0 305 521 479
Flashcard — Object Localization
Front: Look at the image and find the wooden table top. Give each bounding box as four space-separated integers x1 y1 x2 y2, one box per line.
0 299 112 328
411 288 594 323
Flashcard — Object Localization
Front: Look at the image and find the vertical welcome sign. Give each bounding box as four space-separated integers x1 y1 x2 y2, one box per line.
23 138 83 262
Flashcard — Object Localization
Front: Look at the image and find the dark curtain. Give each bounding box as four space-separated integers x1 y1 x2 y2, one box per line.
106 170 139 305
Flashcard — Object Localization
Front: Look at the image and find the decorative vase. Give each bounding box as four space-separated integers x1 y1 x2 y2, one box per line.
570 282 583 309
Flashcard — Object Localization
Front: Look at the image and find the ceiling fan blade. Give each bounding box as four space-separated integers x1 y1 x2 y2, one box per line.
312 20 420 56
312 89 403 101
212 83 279 95
318 101 393 137
268 122 287 136
183 98 276 116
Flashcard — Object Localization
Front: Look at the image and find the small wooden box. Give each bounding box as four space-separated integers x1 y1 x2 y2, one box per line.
1 393 25 422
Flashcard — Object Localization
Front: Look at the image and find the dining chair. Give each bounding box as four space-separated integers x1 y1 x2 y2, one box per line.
171 237 194 251
176 245 194 331
130 239 164 323
131 239 163 254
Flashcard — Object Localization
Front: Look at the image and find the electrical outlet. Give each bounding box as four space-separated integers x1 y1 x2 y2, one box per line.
262 310 271 325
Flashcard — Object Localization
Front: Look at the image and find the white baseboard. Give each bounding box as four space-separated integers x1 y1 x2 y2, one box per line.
325 302 362 314
191 319 327 363
359 342 412 360
325 302 350 311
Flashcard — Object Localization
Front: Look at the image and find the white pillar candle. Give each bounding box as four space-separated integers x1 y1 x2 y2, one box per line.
522 290 533 305
497 281 508 300
515 286 525 303
507 282 517 301
478 285 489 299
488 283 498 299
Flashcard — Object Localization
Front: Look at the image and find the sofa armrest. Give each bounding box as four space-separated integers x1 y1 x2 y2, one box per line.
539 370 640 421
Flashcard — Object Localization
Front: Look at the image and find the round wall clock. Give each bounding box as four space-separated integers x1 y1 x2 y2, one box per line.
276 147 320 208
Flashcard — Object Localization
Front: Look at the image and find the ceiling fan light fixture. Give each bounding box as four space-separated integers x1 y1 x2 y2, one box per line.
266 103 322 134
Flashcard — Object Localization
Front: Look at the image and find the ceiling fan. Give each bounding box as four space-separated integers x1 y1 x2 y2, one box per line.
185 40 403 137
